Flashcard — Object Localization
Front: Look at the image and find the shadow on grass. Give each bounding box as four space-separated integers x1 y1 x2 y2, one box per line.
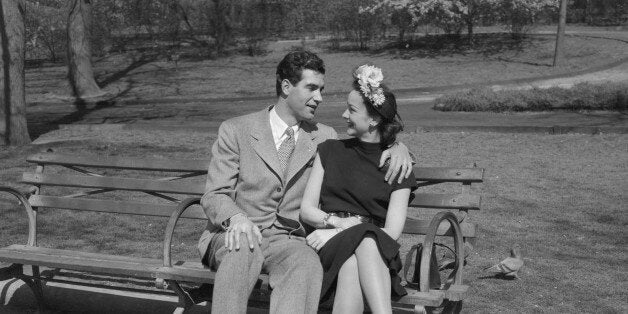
477 273 520 280
325 33 547 60
97 53 158 88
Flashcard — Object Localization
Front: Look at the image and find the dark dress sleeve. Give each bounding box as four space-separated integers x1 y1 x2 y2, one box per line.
392 170 418 192
317 139 337 170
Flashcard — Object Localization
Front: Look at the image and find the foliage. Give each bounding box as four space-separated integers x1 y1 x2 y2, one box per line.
434 82 628 112
24 0 65 61
497 0 558 38
323 0 383 50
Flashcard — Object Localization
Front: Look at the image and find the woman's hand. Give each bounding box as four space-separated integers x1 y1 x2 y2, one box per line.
306 229 339 251
333 216 362 230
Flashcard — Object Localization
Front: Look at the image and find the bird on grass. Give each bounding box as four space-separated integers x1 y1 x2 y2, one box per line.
484 248 524 279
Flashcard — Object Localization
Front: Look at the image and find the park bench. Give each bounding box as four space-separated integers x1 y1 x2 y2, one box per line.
0 151 483 313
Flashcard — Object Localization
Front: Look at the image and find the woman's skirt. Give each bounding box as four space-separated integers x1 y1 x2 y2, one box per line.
317 223 407 302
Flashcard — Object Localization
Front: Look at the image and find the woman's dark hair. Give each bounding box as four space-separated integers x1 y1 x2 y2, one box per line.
276 50 325 96
352 80 404 148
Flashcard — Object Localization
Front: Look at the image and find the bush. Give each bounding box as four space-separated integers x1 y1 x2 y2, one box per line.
434 82 628 112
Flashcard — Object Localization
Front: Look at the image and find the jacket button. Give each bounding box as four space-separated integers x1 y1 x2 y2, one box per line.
276 187 282 192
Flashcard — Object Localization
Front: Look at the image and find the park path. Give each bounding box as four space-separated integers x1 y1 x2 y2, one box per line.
26 55 628 142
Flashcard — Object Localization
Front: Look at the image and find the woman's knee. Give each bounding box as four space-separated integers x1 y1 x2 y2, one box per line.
356 234 378 252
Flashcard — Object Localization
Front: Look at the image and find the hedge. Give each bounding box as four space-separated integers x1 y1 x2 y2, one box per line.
433 82 628 112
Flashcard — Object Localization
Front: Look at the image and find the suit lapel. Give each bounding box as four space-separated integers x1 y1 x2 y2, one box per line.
285 122 318 183
250 109 283 180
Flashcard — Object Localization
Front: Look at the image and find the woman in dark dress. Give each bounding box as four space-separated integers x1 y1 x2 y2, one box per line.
300 65 416 314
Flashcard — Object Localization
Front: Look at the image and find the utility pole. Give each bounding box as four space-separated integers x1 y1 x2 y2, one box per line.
553 0 567 67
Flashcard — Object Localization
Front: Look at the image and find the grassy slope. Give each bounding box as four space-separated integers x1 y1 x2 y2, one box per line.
25 31 628 103
1 129 626 313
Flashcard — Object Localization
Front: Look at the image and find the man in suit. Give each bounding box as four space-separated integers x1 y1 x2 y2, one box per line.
198 51 413 314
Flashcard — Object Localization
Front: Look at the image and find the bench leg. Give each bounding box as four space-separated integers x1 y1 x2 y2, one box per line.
16 266 46 313
441 300 463 314
414 305 427 314
168 280 194 314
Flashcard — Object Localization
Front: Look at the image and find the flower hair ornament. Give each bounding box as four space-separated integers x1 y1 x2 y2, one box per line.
353 65 385 107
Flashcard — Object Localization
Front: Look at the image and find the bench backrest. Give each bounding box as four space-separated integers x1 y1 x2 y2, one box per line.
23 153 209 220
23 153 483 238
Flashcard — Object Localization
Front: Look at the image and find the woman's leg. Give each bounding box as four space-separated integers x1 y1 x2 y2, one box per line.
333 255 364 314
355 235 392 314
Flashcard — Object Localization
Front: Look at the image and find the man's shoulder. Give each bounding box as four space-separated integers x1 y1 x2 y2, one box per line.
219 110 265 133
304 121 336 140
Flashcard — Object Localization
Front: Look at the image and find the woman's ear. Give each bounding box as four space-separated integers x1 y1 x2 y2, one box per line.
370 115 381 128
281 79 293 96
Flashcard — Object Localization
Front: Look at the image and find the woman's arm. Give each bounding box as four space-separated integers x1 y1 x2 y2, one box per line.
300 154 327 227
382 188 411 240
300 154 362 230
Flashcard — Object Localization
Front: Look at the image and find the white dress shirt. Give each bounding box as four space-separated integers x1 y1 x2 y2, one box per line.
269 107 300 150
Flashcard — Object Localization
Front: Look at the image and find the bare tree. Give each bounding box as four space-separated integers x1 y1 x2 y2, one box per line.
0 0 30 145
553 0 567 67
66 0 104 100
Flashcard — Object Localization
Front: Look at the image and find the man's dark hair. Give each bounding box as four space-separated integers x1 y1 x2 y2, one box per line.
276 50 325 96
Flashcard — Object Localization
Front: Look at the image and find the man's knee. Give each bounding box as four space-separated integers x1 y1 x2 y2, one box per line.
288 245 323 278
213 235 264 269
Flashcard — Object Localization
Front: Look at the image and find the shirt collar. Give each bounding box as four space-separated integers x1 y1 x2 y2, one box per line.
270 107 300 146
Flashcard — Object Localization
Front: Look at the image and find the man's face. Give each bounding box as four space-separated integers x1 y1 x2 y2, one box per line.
284 69 325 122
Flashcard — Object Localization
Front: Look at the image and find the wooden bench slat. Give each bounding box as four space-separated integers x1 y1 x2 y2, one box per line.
4 245 160 264
0 245 160 278
413 167 484 182
403 219 476 237
27 153 210 172
0 245 216 281
410 193 481 210
22 173 205 195
28 195 207 219
395 290 444 307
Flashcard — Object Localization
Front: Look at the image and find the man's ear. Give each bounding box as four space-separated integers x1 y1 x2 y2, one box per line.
281 79 293 96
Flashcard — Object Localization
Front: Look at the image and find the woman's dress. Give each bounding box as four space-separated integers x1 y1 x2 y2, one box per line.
316 138 417 301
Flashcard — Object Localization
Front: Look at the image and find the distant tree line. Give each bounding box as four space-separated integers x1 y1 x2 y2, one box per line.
23 0 628 61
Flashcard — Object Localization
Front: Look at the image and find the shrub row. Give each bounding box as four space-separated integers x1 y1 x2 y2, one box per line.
434 82 628 112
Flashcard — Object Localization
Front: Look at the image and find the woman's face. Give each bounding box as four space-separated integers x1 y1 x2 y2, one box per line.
342 90 377 138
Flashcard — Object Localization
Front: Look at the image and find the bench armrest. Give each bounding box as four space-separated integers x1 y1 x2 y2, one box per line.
163 197 202 267
0 186 37 246
419 211 465 292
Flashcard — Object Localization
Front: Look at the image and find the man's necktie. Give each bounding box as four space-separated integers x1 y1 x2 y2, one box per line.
277 127 296 174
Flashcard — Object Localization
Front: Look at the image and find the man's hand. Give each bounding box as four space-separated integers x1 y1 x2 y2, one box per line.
225 214 262 251
380 142 414 185
306 229 339 251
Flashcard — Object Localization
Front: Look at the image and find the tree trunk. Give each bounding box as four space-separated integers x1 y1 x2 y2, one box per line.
467 19 474 44
66 0 103 100
553 0 567 67
0 0 30 145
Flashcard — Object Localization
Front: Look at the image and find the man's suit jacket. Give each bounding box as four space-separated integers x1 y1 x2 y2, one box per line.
198 107 337 261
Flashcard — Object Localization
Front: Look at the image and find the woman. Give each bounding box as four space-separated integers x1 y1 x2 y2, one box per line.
301 64 416 313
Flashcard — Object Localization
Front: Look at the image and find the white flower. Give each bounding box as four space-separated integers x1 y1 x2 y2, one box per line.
354 64 386 107
355 65 384 88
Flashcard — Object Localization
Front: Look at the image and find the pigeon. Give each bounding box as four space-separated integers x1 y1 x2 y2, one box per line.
484 248 524 278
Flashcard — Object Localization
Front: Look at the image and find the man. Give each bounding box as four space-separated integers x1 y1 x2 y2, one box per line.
198 51 412 314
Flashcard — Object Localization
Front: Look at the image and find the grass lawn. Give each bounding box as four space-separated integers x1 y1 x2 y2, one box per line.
1 128 626 313
25 30 628 104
